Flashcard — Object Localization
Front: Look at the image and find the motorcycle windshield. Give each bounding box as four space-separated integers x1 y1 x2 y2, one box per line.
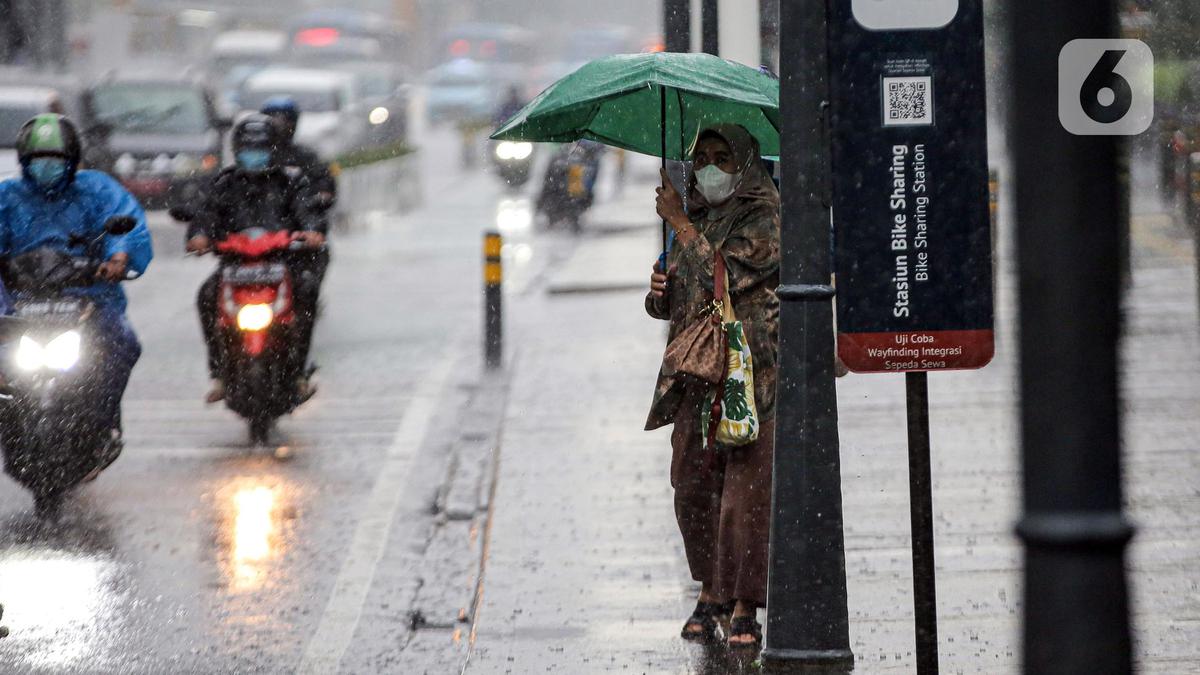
2 248 96 297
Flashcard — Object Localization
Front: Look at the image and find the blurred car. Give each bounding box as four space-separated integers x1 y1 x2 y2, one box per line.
83 74 228 208
285 8 410 65
238 67 365 160
436 22 539 66
529 26 644 97
207 30 288 115
560 25 640 64
329 61 410 145
0 87 67 181
0 81 115 181
425 59 517 126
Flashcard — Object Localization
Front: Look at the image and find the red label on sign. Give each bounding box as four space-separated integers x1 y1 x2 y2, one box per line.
838 329 994 373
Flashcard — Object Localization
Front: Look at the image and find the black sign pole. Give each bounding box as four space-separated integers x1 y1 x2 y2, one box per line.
1008 1 1134 672
662 0 691 54
905 372 938 674
826 2 991 672
762 0 854 669
701 0 719 56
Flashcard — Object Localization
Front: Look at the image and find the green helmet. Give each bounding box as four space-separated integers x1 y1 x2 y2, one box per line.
16 113 82 167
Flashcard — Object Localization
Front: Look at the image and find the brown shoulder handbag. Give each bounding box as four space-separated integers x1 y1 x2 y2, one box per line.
661 254 729 385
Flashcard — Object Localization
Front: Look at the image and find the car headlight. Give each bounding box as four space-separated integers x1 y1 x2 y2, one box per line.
171 153 199 176
44 331 82 371
495 141 533 161
114 153 137 177
369 106 390 125
150 153 173 175
15 331 81 372
236 304 274 331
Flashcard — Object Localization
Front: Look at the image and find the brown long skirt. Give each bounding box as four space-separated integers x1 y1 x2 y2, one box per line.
670 386 774 607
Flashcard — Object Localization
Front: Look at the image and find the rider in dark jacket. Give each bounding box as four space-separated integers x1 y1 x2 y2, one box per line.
260 96 337 212
185 115 328 403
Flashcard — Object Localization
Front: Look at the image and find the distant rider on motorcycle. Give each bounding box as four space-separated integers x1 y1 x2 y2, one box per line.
0 113 153 436
260 96 338 212
185 114 328 403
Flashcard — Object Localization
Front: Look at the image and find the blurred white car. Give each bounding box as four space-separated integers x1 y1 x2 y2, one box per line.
0 86 74 182
238 68 365 160
208 30 288 116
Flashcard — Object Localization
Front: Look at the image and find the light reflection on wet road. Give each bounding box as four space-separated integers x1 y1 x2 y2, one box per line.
0 129 533 672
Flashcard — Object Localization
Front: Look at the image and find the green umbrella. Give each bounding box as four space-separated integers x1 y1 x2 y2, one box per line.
491 52 779 256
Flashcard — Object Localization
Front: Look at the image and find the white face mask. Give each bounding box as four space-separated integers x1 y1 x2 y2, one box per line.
694 164 739 205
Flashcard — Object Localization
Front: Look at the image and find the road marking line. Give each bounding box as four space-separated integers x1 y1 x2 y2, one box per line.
298 353 456 674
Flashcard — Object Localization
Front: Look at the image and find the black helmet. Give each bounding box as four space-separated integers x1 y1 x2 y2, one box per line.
231 113 280 154
16 113 82 166
261 96 300 142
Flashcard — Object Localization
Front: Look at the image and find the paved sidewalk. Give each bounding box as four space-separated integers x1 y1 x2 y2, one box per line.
463 205 1200 672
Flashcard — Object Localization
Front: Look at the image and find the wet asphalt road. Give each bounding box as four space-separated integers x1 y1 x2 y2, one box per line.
0 131 530 673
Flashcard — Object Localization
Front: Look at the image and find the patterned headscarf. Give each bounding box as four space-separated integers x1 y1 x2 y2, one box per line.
685 123 780 215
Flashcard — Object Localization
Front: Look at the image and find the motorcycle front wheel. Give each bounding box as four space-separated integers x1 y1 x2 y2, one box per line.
249 415 274 446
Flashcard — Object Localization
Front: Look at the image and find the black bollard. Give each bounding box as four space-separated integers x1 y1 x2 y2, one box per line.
1189 153 1200 321
484 232 503 369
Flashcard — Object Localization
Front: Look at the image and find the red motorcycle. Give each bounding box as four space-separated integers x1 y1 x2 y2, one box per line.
213 227 312 443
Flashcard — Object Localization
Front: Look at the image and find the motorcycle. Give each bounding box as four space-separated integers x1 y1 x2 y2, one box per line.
0 216 138 518
208 227 315 444
490 140 535 190
536 142 602 233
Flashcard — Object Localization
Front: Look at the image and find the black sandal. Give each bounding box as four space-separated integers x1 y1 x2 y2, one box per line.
727 615 763 649
680 601 733 643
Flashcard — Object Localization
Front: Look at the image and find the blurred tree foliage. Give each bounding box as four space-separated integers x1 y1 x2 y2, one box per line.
1147 1 1200 60
1132 0 1200 105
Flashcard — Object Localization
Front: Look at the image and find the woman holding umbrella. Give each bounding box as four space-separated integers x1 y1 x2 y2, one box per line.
646 123 780 649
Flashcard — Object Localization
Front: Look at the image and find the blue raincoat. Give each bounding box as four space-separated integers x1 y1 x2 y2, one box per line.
0 170 153 313
0 170 154 429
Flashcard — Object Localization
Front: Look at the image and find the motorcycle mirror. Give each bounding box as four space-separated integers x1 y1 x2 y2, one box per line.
168 205 195 223
104 215 138 235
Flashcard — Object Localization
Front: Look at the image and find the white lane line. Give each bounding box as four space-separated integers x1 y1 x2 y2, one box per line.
298 354 456 674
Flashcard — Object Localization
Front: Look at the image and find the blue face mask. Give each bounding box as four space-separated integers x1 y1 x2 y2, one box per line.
26 157 68 191
237 149 271 172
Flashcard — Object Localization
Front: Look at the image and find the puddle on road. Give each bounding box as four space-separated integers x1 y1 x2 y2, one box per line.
0 547 124 671
231 484 278 590
215 476 298 594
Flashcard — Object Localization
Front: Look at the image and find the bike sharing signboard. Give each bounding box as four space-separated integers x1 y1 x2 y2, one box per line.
825 2 992 671
829 0 993 373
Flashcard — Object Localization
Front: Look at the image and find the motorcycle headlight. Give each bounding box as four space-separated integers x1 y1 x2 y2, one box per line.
495 141 533 161
236 304 274 332
14 331 80 372
44 331 82 371
15 336 44 371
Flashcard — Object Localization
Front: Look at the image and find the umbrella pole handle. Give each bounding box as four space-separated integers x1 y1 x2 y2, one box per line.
661 86 669 259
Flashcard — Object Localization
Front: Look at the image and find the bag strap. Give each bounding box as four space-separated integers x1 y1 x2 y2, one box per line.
714 252 727 301
714 252 736 322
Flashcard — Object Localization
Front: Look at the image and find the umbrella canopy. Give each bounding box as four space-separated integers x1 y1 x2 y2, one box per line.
491 52 779 160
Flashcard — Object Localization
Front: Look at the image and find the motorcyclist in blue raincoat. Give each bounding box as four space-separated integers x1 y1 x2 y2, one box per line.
0 113 153 432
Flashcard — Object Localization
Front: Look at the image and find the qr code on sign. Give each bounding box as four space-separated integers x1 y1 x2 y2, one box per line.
883 76 934 126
